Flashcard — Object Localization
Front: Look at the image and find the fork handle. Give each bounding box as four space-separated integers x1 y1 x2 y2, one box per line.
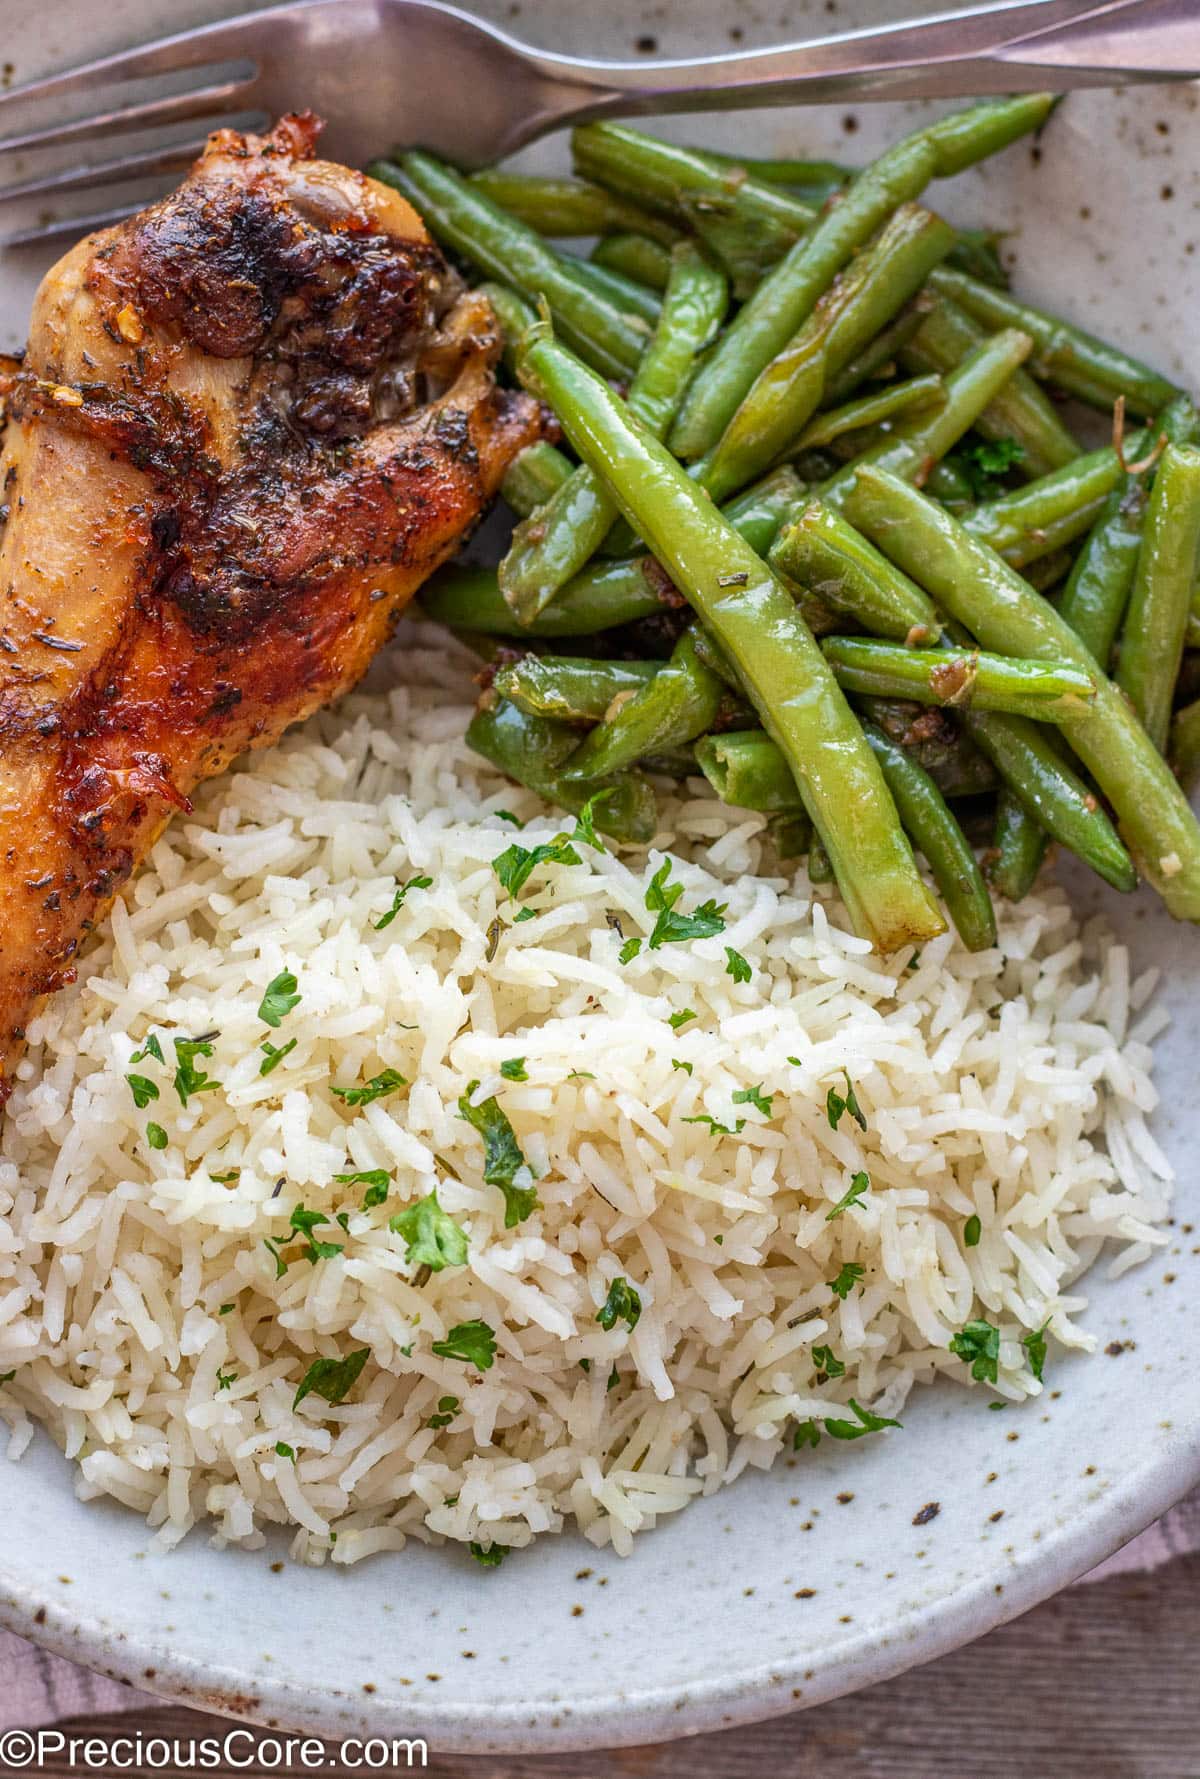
511 0 1200 145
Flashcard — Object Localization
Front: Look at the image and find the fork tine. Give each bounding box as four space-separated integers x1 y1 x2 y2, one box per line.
0 79 254 159
0 140 208 206
2 202 145 250
0 12 263 115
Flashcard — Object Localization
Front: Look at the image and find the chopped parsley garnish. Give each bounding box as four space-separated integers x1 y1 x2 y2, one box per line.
469 1541 507 1567
293 1347 370 1410
644 858 727 949
457 1082 537 1227
331 1067 407 1107
948 435 1026 499
950 1319 1001 1385
260 1037 297 1078
127 1072 159 1109
619 937 642 964
145 1121 168 1150
216 1371 236 1391
672 1058 693 1075
513 907 536 924
724 947 752 984
263 1237 289 1278
274 1442 295 1461
427 1394 460 1429
571 790 612 850
374 874 433 931
732 1084 773 1118
822 1398 902 1441
335 1167 391 1210
596 1277 641 1333
792 1421 820 1450
289 1206 345 1264
210 1168 240 1183
389 1189 469 1271
431 1318 496 1371
826 1171 871 1222
173 1036 220 1107
607 1364 620 1391
829 1261 865 1299
964 1214 982 1248
811 1344 845 1378
130 1034 164 1066
825 1069 867 1133
258 969 301 1028
500 1058 528 1081
682 1113 745 1136
668 1009 697 1031
494 809 523 828
492 831 581 899
219 1303 235 1315
1022 1321 1049 1383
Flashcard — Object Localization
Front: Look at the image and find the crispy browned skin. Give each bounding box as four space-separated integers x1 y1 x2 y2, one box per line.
0 113 539 1099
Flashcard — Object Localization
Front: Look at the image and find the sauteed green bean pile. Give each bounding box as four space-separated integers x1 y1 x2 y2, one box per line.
371 95 1200 954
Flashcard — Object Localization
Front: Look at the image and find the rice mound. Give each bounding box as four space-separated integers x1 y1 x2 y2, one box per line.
0 626 1172 1564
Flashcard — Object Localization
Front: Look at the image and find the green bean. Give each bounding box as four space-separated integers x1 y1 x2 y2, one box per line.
964 447 1123 566
843 465 1200 913
1057 398 1200 665
425 469 805 640
865 701 998 798
468 170 679 243
861 720 996 951
563 630 727 780
771 498 938 641
987 790 1048 902
500 439 574 519
517 324 946 951
822 300 935 404
792 373 945 454
1116 443 1200 752
501 243 728 621
928 267 1183 417
697 206 958 502
807 833 834 883
773 498 1136 885
479 280 538 378
899 295 1079 477
699 148 851 199
572 123 816 295
591 233 673 291
1170 698 1200 789
924 458 976 510
466 698 658 842
667 96 1054 462
769 811 815 858
694 729 802 813
821 636 1097 720
371 154 648 379
422 557 665 636
821 330 1035 507
554 249 662 327
492 656 660 725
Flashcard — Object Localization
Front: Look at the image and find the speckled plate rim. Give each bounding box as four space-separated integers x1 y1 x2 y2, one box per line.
3 1425 1198 1748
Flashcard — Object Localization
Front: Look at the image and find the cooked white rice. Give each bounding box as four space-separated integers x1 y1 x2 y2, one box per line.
0 624 1173 1564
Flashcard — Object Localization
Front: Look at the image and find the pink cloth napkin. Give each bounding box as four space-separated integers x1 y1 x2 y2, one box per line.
2 1489 1197 1731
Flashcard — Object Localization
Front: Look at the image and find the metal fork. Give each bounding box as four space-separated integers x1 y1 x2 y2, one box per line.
1 0 1197 248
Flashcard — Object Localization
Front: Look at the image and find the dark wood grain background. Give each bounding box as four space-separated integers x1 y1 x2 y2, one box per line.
13 1552 1199 1779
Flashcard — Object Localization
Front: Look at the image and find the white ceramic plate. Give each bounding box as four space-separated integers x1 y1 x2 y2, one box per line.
0 0 1198 1752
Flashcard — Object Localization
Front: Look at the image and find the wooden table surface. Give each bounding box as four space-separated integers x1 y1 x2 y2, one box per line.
21 1551 1199 1779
